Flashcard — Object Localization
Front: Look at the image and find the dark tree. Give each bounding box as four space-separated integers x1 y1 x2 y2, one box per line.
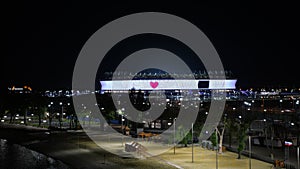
237 122 249 159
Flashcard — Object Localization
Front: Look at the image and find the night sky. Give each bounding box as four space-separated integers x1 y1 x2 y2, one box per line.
2 2 299 91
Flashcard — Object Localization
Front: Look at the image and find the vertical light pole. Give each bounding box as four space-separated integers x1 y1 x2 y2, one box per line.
83 106 86 126
216 127 218 169
296 100 300 148
288 145 290 169
251 100 254 115
118 108 125 147
292 98 295 110
249 135 252 169
121 114 124 146
285 141 291 169
174 117 176 155
121 107 125 130
280 99 283 111
192 122 194 163
48 104 51 127
67 103 71 129
297 146 299 169
50 102 54 127
59 102 63 129
271 119 274 160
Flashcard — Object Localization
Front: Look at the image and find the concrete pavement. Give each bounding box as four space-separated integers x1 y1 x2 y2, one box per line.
0 124 277 169
157 145 273 169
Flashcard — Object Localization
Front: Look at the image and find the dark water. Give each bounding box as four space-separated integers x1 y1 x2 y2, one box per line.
0 139 70 169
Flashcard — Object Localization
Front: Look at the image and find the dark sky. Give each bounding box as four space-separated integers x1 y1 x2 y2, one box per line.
2 2 299 91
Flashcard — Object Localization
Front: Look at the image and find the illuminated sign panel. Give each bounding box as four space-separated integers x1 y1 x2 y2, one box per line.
198 81 209 88
100 79 236 90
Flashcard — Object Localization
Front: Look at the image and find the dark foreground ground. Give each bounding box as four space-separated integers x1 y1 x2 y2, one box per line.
0 124 176 169
1 124 298 169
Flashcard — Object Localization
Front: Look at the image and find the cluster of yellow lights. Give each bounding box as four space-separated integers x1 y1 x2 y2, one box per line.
23 85 32 91
10 85 32 91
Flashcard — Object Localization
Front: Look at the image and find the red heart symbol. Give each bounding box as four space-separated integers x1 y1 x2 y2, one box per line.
150 81 159 89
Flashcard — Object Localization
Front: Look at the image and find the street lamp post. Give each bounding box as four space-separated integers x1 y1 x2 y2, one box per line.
280 99 283 111
121 114 124 147
285 140 291 169
59 102 63 129
47 102 54 127
83 106 86 126
249 135 252 169
192 122 194 163
271 119 274 160
48 104 51 127
297 146 299 169
174 117 176 155
216 127 218 169
118 108 125 147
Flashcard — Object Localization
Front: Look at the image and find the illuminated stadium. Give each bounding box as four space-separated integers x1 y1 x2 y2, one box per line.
100 68 236 92
96 68 237 135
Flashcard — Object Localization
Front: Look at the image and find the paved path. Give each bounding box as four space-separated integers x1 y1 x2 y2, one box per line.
0 125 175 169
157 146 273 169
0 124 284 169
223 143 299 169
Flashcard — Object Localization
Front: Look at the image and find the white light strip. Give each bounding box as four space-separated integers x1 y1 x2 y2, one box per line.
100 79 236 90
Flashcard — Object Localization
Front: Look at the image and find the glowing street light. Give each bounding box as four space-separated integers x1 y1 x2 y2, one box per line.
118 108 125 146
59 102 63 128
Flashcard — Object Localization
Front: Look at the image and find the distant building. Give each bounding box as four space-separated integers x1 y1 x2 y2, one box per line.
98 69 237 133
7 85 32 94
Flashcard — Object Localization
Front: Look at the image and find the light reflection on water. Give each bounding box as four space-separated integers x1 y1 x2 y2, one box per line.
0 139 70 169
